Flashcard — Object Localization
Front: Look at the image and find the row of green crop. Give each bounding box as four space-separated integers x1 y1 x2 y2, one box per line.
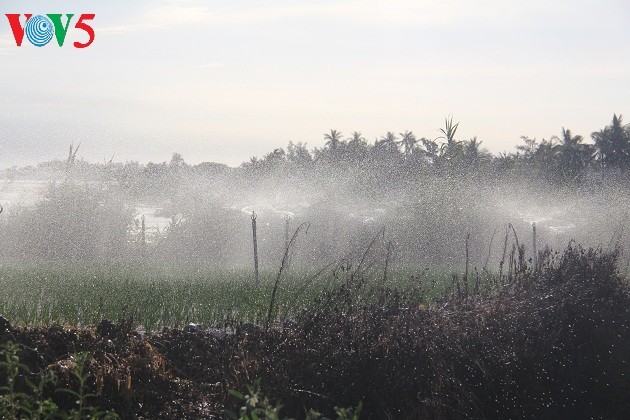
0 262 459 330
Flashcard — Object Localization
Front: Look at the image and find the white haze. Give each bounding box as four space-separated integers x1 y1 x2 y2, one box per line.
0 169 628 270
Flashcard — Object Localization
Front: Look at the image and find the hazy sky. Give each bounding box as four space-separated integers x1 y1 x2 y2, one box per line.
1 0 629 168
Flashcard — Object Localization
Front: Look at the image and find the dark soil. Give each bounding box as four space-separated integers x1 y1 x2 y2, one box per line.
1 245 629 419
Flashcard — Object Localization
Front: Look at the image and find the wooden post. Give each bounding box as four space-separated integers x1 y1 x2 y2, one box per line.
252 212 259 285
140 215 147 258
464 233 470 295
532 222 538 271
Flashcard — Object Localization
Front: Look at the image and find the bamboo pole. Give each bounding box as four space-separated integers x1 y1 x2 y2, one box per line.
532 222 538 271
252 212 259 285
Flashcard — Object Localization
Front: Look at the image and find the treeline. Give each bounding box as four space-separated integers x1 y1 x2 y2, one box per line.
4 114 629 194
240 114 630 185
103 113 630 197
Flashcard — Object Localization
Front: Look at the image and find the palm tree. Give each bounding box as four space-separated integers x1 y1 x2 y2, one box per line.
591 114 630 170
552 128 593 182
373 132 400 160
398 131 418 158
378 132 399 151
554 128 590 157
346 131 369 163
462 137 490 168
420 138 439 164
348 131 365 143
324 129 343 152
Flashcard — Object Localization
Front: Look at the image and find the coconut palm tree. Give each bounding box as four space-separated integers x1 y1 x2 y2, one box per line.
373 132 400 161
552 128 594 182
378 132 399 151
348 131 365 143
346 131 369 163
324 129 343 151
591 114 630 170
420 138 440 164
323 129 345 162
462 137 491 169
398 131 418 158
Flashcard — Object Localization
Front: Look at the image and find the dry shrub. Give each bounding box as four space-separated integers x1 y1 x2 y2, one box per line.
224 244 630 418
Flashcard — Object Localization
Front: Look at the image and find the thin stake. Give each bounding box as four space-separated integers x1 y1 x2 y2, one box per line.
499 225 510 282
141 215 147 259
252 212 260 285
532 222 538 271
464 233 470 295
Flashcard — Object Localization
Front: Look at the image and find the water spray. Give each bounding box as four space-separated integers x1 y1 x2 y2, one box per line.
252 211 259 285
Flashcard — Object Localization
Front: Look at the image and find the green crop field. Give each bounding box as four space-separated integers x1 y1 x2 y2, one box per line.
0 262 460 331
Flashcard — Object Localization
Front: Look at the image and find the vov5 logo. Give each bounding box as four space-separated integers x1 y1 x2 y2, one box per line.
5 14 95 48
